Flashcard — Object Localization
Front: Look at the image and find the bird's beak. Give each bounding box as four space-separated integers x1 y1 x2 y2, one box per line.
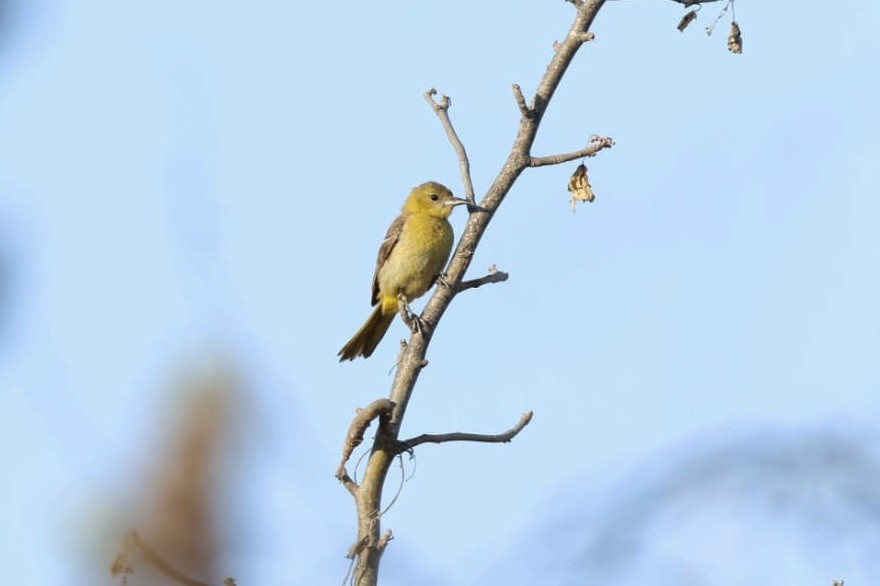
445 197 470 207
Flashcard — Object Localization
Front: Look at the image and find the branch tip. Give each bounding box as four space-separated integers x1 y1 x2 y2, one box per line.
423 87 449 111
512 84 531 118
399 410 534 451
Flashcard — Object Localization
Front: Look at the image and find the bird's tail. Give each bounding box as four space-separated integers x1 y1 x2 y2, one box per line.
338 306 395 361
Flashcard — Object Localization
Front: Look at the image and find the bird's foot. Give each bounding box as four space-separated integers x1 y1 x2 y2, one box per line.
397 295 423 334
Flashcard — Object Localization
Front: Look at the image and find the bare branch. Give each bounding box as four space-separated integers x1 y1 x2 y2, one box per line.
573 31 596 43
346 2 608 582
512 84 531 118
336 399 395 483
530 135 615 167
424 88 477 205
457 264 509 293
399 411 534 451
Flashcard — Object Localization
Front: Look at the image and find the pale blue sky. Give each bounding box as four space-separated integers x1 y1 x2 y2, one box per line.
1 1 879 584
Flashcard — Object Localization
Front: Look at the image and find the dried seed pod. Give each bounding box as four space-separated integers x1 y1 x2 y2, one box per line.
728 21 743 54
677 10 698 32
567 163 596 212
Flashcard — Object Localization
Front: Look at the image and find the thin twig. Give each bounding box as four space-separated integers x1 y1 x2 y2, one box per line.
529 135 615 167
378 454 407 517
399 411 534 451
341 556 357 586
705 0 734 35
336 399 395 482
352 445 371 485
423 88 477 205
456 265 509 293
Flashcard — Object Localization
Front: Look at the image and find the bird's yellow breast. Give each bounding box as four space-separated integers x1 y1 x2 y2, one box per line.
376 212 453 311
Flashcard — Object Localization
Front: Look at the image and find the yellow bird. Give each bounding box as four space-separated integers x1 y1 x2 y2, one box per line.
338 181 468 361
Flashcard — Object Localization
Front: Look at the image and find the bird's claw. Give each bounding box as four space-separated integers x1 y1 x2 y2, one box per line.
397 295 423 334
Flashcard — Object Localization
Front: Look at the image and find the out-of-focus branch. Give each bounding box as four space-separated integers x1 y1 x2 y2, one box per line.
399 411 534 451
131 531 211 586
424 88 477 205
111 372 238 586
112 531 215 586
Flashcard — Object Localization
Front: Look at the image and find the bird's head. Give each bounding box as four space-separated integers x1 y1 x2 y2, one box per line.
402 181 468 219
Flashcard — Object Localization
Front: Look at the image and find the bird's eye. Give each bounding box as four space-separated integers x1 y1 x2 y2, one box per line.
430 193 439 201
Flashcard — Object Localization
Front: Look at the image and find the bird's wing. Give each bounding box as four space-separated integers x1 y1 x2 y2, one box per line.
371 213 405 306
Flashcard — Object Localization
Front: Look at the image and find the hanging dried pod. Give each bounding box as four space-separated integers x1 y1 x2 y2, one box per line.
677 10 698 32
567 163 595 212
728 21 743 53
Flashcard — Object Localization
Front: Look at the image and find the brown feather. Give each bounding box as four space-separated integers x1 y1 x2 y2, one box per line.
371 214 405 306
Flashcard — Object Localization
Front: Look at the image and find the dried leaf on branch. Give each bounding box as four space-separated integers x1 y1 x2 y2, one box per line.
567 163 596 212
